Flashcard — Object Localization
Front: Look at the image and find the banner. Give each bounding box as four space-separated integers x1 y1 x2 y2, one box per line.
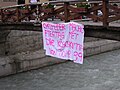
42 22 84 64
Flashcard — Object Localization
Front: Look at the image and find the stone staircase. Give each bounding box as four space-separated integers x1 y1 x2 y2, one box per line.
0 30 120 77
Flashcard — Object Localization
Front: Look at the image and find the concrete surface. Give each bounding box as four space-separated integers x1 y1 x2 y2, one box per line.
0 49 120 90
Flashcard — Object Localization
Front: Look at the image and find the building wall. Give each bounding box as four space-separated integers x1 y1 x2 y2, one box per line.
0 0 49 7
0 0 17 7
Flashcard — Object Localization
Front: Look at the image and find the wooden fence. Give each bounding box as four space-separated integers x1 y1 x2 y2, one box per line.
0 0 120 27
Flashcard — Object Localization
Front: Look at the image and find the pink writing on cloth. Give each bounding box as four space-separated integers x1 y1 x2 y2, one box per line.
42 22 84 64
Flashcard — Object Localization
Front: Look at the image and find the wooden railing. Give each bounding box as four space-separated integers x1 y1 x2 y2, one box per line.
0 0 120 27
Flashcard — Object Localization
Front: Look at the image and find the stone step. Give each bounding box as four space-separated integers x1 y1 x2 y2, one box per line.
0 39 120 78
84 39 120 57
5 36 101 55
84 37 101 42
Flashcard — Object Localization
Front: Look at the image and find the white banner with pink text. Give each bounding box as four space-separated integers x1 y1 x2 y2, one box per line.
42 22 84 64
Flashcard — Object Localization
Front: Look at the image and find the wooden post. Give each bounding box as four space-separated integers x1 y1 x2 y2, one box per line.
64 2 70 22
36 4 39 22
39 4 42 21
27 5 30 21
1 9 4 22
102 0 109 27
93 3 98 22
16 6 20 22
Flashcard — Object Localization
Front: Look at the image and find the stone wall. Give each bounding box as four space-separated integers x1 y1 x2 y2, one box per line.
0 31 10 56
6 31 43 55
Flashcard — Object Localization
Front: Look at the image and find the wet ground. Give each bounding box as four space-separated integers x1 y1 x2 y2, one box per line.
0 49 120 90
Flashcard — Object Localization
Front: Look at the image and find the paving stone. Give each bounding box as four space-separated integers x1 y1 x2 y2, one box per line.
0 49 120 90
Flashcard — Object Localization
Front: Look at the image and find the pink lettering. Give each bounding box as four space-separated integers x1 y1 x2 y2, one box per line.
57 40 83 51
69 23 84 34
43 23 65 31
66 50 71 58
58 50 71 58
57 40 65 48
49 48 56 55
78 26 84 33
44 30 64 39
74 51 82 61
69 23 76 32
45 38 54 46
75 43 83 51
61 51 66 57
65 41 74 49
69 32 79 40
